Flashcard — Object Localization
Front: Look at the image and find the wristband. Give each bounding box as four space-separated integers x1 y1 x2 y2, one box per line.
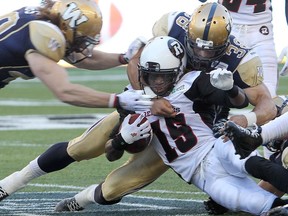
225 85 239 98
108 94 116 108
111 134 127 150
108 94 121 108
243 112 257 127
118 53 128 64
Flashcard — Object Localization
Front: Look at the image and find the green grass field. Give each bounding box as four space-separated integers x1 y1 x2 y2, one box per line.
0 65 287 215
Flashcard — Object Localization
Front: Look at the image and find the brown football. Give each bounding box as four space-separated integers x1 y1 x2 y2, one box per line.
124 113 152 153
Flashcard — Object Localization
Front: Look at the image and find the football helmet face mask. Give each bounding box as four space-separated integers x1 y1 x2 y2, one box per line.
51 0 103 63
185 2 232 71
138 36 187 97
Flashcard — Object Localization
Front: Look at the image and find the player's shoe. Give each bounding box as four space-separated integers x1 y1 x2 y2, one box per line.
203 197 228 215
55 197 84 212
0 187 9 201
266 204 288 216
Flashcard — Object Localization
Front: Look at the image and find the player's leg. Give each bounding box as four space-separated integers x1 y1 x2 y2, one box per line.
192 146 280 215
0 111 119 201
55 144 169 211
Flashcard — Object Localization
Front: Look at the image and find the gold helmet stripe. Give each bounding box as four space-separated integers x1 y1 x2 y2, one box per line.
203 2 217 41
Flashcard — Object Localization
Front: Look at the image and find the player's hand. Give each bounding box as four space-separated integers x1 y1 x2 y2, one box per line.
115 90 153 111
210 68 234 90
212 118 227 138
123 37 147 63
151 98 176 117
119 114 152 144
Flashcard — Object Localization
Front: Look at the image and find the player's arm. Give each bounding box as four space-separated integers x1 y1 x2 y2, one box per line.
230 83 277 127
74 37 147 70
229 54 277 127
26 52 114 107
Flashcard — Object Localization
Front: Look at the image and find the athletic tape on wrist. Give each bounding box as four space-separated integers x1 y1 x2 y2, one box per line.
108 94 117 108
243 112 257 127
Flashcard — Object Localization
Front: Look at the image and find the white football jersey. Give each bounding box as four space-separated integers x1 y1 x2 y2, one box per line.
144 72 217 183
218 0 272 25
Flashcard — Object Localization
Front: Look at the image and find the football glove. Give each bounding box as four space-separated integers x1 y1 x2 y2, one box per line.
111 114 152 150
224 121 263 159
210 68 234 91
113 90 153 111
123 36 147 63
212 118 227 138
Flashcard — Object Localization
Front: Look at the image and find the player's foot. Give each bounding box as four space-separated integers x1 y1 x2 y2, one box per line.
224 121 263 158
55 197 84 212
266 204 288 216
0 187 9 201
203 197 228 215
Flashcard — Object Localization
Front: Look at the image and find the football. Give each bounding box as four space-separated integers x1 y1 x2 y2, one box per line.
123 113 152 154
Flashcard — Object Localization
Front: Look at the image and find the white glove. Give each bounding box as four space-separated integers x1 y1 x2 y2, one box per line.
210 68 234 90
115 90 153 111
123 36 147 62
120 114 152 144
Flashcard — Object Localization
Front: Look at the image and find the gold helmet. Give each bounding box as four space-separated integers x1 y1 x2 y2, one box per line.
51 0 103 62
185 2 232 70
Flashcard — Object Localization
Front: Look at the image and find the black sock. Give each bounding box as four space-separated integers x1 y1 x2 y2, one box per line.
38 142 75 173
245 156 288 193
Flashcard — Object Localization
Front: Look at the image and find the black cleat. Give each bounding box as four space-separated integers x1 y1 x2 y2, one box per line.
0 187 9 202
55 197 84 212
203 197 228 215
224 121 263 159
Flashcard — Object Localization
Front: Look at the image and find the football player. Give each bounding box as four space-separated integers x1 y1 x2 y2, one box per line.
0 2 276 209
0 0 152 111
56 36 288 216
218 0 278 99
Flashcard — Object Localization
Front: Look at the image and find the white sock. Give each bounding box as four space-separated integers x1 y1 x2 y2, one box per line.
261 112 288 143
0 157 46 194
74 184 98 207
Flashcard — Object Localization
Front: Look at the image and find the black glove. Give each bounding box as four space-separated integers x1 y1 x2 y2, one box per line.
224 121 263 159
212 119 227 138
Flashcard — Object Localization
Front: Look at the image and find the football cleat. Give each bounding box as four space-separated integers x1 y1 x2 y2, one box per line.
203 197 228 215
224 121 263 159
55 197 84 212
0 187 9 201
266 204 288 216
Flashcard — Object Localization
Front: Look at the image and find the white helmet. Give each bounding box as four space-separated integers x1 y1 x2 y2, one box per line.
138 36 187 96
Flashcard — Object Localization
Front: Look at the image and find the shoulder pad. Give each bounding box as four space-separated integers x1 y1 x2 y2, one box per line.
237 54 263 87
29 20 66 62
152 11 188 37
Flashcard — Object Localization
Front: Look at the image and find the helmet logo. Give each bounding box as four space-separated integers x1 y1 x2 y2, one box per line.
169 39 185 59
62 3 88 28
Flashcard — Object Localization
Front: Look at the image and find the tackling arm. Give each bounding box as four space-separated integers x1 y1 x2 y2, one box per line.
230 83 277 127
